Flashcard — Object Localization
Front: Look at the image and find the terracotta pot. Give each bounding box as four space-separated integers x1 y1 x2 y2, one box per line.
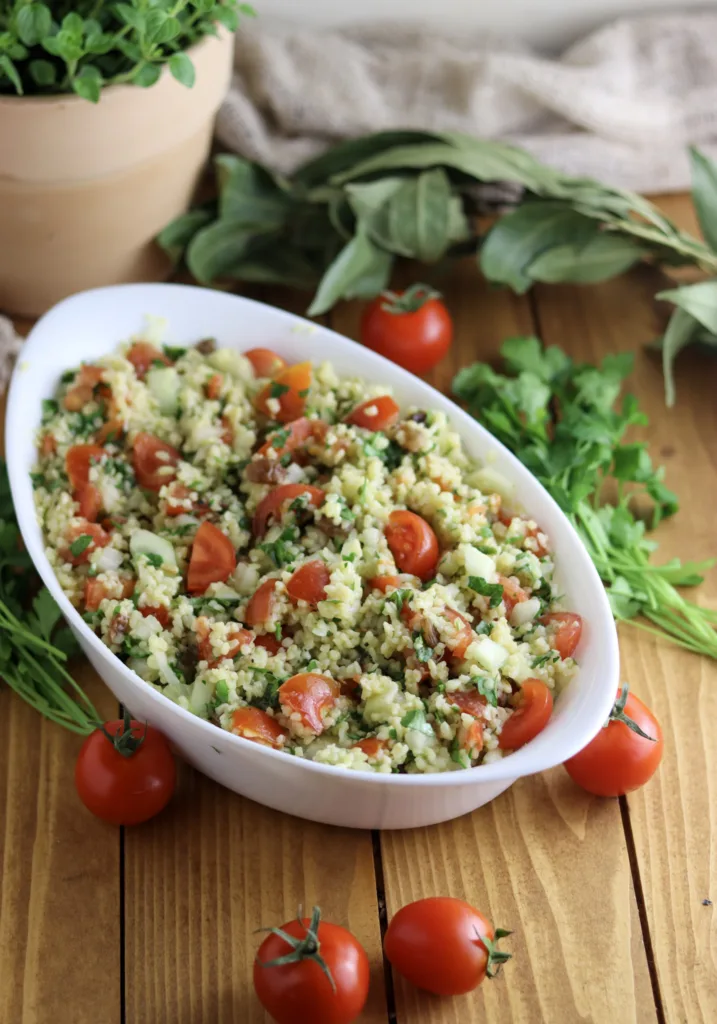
0 31 234 318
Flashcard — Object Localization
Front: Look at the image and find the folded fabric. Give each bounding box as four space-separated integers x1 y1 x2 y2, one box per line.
216 12 717 193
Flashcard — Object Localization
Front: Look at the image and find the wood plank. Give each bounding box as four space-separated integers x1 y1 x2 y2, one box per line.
122 286 388 1024
0 663 121 1024
533 195 717 1024
330 258 657 1023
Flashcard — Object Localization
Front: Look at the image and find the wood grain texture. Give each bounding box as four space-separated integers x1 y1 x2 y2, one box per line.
122 286 387 1024
0 664 121 1024
330 262 657 1023
534 194 717 1024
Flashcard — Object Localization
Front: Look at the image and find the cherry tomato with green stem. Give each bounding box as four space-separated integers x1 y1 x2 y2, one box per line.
254 905 369 1024
361 284 453 374
75 710 176 826
564 683 663 796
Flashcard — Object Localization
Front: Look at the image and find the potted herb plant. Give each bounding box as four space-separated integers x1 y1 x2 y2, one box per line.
0 1 250 317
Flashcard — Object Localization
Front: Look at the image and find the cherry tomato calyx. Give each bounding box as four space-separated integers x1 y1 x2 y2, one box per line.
380 283 441 314
257 905 337 993
482 927 513 978
609 682 657 742
98 707 146 758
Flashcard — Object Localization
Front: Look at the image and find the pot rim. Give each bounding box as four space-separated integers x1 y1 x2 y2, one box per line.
0 28 230 110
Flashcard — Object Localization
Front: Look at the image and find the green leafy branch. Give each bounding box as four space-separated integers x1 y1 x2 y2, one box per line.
453 337 717 658
0 0 253 102
159 133 717 405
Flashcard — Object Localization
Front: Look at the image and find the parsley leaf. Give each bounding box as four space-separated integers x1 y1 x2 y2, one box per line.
69 534 93 557
412 631 433 663
270 382 290 399
401 708 434 735
467 576 504 609
259 527 297 567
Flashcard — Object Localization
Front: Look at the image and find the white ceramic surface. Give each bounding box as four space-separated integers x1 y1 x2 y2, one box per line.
6 283 620 830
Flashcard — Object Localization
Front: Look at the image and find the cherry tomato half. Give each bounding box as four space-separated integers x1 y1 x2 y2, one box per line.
253 483 325 537
345 395 400 431
187 521 236 594
255 362 312 422
498 678 553 750
63 520 111 565
542 611 583 659
287 560 330 606
245 348 287 378
75 714 176 826
384 896 511 996
245 579 279 627
131 432 180 492
564 685 663 797
497 574 528 617
84 576 134 611
361 285 453 375
384 509 439 582
254 906 369 1024
127 341 171 378
279 673 340 734
231 707 288 749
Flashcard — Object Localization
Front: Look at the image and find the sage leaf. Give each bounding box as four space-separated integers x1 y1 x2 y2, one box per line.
689 147 717 252
528 233 644 284
216 155 292 227
187 220 273 283
157 208 214 264
481 202 597 293
662 306 700 407
294 131 444 188
308 228 393 316
657 279 717 334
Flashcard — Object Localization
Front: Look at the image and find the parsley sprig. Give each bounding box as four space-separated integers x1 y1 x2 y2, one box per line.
0 461 99 733
454 336 717 658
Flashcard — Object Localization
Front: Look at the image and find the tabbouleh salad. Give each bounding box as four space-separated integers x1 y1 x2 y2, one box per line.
32 332 583 774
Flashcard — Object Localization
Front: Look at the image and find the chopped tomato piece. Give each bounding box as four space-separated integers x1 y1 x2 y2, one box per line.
368 574 420 594
76 484 102 522
461 719 484 754
499 678 553 750
346 395 400 431
66 444 106 491
278 673 340 734
63 364 105 411
497 574 528 617
220 415 233 446
257 417 327 459
245 348 287 378
132 432 180 491
84 576 134 612
139 605 171 629
541 611 583 659
287 560 330 606
40 433 56 457
252 483 325 537
355 737 387 758
63 521 111 565
526 525 549 558
444 608 474 659
187 522 236 595
255 361 312 423
205 373 223 400
196 616 252 667
244 579 279 627
127 341 171 379
385 510 439 582
231 707 287 749
255 633 283 655
96 418 124 445
450 690 486 717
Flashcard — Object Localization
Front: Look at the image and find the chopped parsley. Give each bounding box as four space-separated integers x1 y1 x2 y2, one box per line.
532 651 559 668
215 680 230 704
475 676 498 706
259 527 297 567
412 630 433 663
163 345 186 360
384 588 411 613
69 534 93 557
298 387 310 398
252 673 281 712
271 427 291 449
144 552 164 569
401 708 434 736
270 382 290 399
467 576 504 608
41 399 59 423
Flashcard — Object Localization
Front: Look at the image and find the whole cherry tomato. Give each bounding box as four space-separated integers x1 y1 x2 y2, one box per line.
564 684 663 796
361 284 453 374
75 712 176 826
254 906 369 1024
384 896 511 996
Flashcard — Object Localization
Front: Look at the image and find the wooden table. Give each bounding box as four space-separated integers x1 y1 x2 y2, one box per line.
1 194 715 1024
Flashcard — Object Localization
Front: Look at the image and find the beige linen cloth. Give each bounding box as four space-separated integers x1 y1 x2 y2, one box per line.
2 12 716 376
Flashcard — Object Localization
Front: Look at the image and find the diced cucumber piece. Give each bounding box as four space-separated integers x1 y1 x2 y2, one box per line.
146 366 180 416
130 529 177 568
471 637 508 673
464 546 497 581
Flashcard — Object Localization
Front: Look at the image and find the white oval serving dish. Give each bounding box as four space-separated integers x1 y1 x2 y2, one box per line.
6 283 619 830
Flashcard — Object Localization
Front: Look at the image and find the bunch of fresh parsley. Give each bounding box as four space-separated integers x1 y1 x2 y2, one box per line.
453 337 717 658
0 460 99 732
